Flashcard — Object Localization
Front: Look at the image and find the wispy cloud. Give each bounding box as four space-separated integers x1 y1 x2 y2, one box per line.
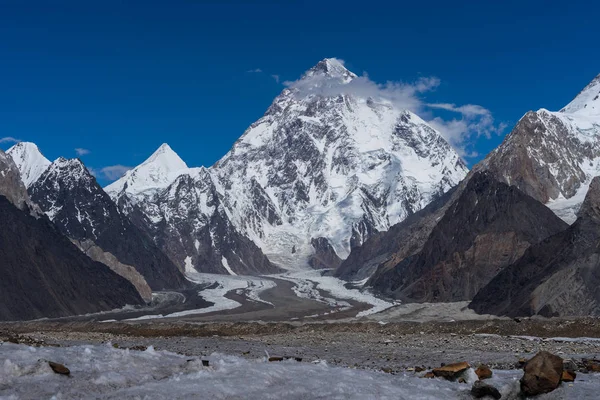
75 148 90 156
246 68 283 85
0 137 20 144
284 72 440 112
284 63 504 159
427 103 507 157
98 165 131 181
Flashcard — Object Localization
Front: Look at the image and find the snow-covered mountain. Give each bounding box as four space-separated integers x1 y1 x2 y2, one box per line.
106 145 280 276
6 142 51 188
475 73 600 223
107 58 467 271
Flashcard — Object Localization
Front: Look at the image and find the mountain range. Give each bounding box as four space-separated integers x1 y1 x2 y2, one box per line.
1 58 600 320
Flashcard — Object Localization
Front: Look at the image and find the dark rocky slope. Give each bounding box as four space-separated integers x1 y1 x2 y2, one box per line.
29 158 186 290
470 176 600 317
335 186 458 281
0 195 143 321
366 172 568 302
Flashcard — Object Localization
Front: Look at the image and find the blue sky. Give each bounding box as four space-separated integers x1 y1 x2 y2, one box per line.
0 0 598 185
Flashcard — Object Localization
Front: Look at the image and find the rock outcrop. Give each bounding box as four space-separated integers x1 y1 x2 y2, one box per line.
470 176 600 317
366 172 568 302
0 195 143 321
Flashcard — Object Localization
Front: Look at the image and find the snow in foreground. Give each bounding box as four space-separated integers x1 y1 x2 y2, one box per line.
3 343 600 399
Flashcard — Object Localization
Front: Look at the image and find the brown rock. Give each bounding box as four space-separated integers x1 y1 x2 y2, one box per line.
422 372 435 379
48 361 70 375
475 364 493 380
268 356 284 362
584 359 600 372
415 366 425 372
471 380 501 399
520 351 563 396
562 370 576 382
433 361 470 380
458 377 467 384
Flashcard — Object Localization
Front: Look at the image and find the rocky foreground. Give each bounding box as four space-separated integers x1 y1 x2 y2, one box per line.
2 318 600 398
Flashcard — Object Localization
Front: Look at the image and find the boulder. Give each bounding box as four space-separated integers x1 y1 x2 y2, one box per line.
520 351 563 396
432 361 470 380
48 361 70 375
562 370 576 382
471 380 501 399
475 364 492 380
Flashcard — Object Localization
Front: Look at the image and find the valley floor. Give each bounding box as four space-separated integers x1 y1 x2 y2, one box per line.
4 271 600 398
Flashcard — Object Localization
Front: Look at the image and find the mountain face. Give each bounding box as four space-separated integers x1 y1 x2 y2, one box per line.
0 195 143 321
27 156 186 293
108 148 280 276
470 177 600 317
7 142 51 188
107 59 467 271
366 172 569 302
0 148 32 211
337 73 600 285
474 74 600 223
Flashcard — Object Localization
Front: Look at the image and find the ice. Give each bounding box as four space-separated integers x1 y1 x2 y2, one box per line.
2 342 600 399
127 272 276 320
279 269 397 317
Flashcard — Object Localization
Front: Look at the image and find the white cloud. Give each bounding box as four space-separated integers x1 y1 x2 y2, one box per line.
0 137 20 144
75 148 90 156
271 74 280 83
284 68 504 159
99 165 131 181
246 68 263 73
427 103 507 157
284 72 440 112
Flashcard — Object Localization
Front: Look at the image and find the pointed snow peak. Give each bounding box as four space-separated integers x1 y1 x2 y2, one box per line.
561 73 600 116
104 143 189 197
48 157 88 177
144 143 188 170
6 141 51 188
303 58 357 82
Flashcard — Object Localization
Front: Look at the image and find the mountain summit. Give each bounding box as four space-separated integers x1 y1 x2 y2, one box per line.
474 73 600 223
7 142 51 188
108 59 467 271
561 73 600 115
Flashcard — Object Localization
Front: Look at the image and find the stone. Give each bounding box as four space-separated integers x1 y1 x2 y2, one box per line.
422 372 435 379
520 351 563 396
584 359 600 372
268 356 284 362
562 370 576 382
48 361 70 375
475 364 492 380
471 380 501 399
432 362 470 380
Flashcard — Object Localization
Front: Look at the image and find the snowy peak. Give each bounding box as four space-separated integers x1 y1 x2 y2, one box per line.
304 58 357 81
6 142 51 188
561 73 600 116
105 143 188 198
43 157 93 187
